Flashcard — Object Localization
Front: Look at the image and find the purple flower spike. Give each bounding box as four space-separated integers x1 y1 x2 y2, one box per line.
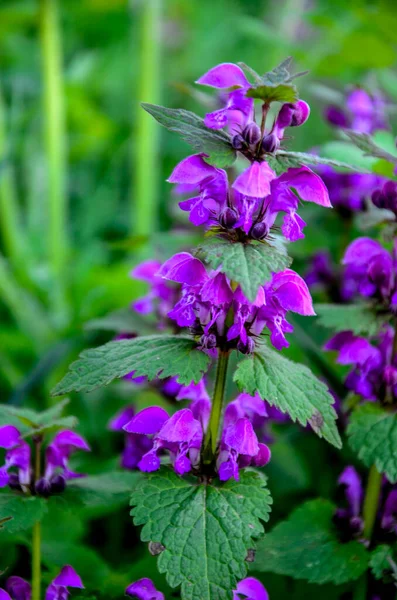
6 577 31 600
232 162 276 198
51 566 84 589
125 578 164 600
0 425 21 449
233 577 269 600
123 406 169 435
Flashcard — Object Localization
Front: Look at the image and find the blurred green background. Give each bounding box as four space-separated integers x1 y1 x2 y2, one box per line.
0 0 396 597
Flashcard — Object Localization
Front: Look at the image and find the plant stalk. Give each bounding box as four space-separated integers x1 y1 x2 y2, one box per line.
132 0 162 236
31 437 42 600
39 0 68 320
362 464 382 542
203 349 230 463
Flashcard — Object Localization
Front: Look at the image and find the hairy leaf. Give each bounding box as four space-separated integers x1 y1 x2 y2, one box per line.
196 238 291 302
131 468 272 600
52 335 211 395
370 545 394 580
0 494 47 533
234 345 341 448
267 150 358 174
347 404 397 482
253 499 369 584
141 103 236 168
344 130 397 164
315 303 390 336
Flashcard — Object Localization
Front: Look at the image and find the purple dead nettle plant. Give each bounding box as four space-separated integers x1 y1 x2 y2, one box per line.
53 58 344 600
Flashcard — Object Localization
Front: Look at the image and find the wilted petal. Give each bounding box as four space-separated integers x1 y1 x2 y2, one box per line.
157 253 208 286
196 63 250 89
232 162 276 198
123 406 169 435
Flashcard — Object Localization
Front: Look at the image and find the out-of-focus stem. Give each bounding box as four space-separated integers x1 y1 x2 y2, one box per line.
39 0 68 319
132 0 162 236
362 464 382 541
31 437 42 600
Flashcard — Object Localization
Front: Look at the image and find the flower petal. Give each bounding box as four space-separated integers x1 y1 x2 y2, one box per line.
123 406 169 435
196 63 250 89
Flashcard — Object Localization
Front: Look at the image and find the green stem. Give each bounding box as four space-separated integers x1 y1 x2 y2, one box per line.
39 0 68 320
132 0 162 236
31 438 42 600
362 464 382 541
352 575 367 600
203 350 230 463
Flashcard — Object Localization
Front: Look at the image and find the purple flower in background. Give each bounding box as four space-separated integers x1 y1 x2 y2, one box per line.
0 425 31 489
325 88 387 134
304 251 344 302
125 578 164 600
372 180 397 217
333 466 364 541
3 566 83 600
131 259 178 325
233 577 269 600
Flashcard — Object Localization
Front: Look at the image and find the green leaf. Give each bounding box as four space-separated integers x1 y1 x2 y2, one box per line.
246 84 297 104
267 150 358 174
370 545 393 580
141 103 236 168
65 471 141 508
234 344 341 448
52 335 211 396
315 303 390 336
347 404 397 482
0 399 77 436
196 238 291 302
84 307 155 335
261 57 307 86
131 468 272 600
253 499 369 585
0 494 47 533
344 130 397 165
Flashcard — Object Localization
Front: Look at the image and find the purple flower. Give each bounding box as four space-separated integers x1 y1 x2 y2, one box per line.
0 425 31 489
109 406 153 470
125 578 164 600
333 466 364 540
325 88 387 134
131 259 177 324
372 180 397 215
3 567 83 600
233 577 269 600
381 489 397 534
232 161 276 199
43 430 90 484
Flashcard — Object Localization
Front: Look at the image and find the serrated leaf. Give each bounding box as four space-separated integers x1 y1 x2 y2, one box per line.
85 307 155 335
253 499 369 584
0 494 47 533
234 344 341 448
130 468 272 600
65 471 141 508
0 400 77 436
347 404 397 482
344 130 397 165
52 335 211 396
141 103 236 168
237 62 263 86
315 303 390 336
196 238 291 302
268 150 358 172
246 84 297 104
370 545 393 580
261 57 307 86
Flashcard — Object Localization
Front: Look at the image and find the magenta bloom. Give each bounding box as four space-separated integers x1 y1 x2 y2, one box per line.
131 259 177 324
233 577 269 600
3 566 83 600
125 578 164 600
333 466 364 540
0 425 31 489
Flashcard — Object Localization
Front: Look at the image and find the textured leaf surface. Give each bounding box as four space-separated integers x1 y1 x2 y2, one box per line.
66 471 141 508
141 103 236 168
234 345 341 448
267 150 358 174
197 238 291 302
0 494 47 533
52 335 211 395
253 499 369 584
370 545 393 580
131 468 272 600
315 303 389 336
347 404 397 482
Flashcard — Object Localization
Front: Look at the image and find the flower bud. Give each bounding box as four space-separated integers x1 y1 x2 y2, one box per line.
51 474 66 494
261 133 279 154
237 337 255 354
290 100 310 126
242 122 261 145
219 207 238 229
232 134 245 150
35 477 52 498
276 103 295 129
251 222 269 240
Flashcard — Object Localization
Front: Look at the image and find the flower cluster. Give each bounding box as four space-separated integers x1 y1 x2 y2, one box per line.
334 466 397 543
0 426 90 497
110 390 272 482
125 577 269 600
0 566 83 600
170 62 331 242
157 254 314 353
